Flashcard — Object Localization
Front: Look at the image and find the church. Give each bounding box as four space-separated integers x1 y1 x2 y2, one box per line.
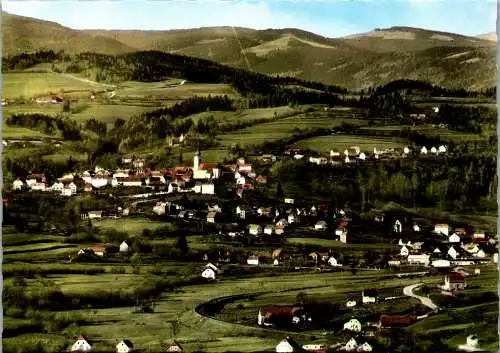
192 149 220 180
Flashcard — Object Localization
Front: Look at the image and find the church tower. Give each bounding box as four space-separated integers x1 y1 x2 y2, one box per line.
193 147 201 171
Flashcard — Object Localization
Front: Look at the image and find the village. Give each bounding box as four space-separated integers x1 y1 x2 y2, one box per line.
8 144 497 353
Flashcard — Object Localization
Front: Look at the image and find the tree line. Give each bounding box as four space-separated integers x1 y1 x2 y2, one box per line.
6 113 81 140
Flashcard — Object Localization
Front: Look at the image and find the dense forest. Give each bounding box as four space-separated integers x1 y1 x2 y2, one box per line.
6 113 81 140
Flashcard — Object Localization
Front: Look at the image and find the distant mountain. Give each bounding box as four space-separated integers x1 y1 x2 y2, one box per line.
476 32 497 42
2 12 135 55
2 12 496 90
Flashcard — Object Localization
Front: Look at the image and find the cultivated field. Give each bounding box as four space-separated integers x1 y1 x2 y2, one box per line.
3 72 110 99
292 135 406 152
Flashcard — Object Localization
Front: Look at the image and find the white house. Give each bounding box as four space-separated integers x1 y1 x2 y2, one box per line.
276 219 289 228
403 147 410 154
449 233 461 243
362 289 377 304
51 181 64 192
315 221 327 231
474 249 486 258
413 224 421 232
458 335 480 352
31 183 47 191
407 254 430 266
400 246 409 257
430 146 437 154
119 241 129 253
328 256 340 267
438 145 447 153
264 224 275 235
358 152 366 161
302 344 327 352
494 253 498 264
249 224 262 236
421 146 428 155
201 268 216 280
12 179 24 190
276 337 301 353
393 219 402 233
435 224 450 236
201 183 215 195
357 342 373 352
88 211 103 220
288 213 299 224
431 259 451 268
284 198 295 204
153 202 167 215
91 177 108 188
448 246 458 259
247 256 260 266
345 156 350 164
346 298 357 308
330 150 340 157
71 336 92 352
343 338 358 352
433 247 442 254
116 340 134 353
343 318 362 332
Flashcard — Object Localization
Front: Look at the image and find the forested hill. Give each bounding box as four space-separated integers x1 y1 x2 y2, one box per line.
3 11 496 90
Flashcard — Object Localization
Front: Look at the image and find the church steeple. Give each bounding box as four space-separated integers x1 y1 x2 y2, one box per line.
194 145 201 170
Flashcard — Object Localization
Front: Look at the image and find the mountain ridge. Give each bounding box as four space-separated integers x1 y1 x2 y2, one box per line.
2 11 496 90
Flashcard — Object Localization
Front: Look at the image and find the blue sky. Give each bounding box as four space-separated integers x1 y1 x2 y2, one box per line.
2 0 497 38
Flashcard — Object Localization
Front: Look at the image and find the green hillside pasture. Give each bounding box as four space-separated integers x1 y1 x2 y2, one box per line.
217 115 365 147
3 72 109 99
185 106 297 125
293 135 406 153
65 270 433 352
115 81 239 100
69 103 157 127
408 267 499 352
95 218 176 236
360 125 484 141
3 246 77 262
2 124 53 140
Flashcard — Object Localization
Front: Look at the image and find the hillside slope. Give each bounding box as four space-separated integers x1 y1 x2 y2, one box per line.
2 12 496 90
2 12 136 55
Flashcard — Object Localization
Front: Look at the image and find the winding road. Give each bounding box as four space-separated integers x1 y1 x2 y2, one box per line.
403 283 439 310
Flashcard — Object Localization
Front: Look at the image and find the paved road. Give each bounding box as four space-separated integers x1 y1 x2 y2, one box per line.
403 283 439 310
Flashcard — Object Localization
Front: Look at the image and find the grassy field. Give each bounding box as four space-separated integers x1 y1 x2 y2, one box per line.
3 72 110 99
94 218 176 236
115 81 239 100
217 114 366 148
2 124 54 139
184 106 297 125
292 135 406 153
69 103 156 127
360 124 485 141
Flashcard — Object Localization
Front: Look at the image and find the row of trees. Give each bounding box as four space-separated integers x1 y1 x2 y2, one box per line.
6 113 81 140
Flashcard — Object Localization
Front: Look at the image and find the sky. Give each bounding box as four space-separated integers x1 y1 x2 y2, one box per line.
2 0 497 38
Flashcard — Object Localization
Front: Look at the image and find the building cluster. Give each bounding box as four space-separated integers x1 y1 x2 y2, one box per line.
69 335 183 352
11 151 264 199
286 144 449 167
387 219 496 272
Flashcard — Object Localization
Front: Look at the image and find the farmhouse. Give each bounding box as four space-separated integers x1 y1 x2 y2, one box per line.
12 179 24 190
71 336 92 352
116 340 134 353
249 224 263 236
276 337 301 353
258 207 273 217
343 338 358 352
345 298 357 307
206 211 218 223
315 220 327 231
264 224 275 235
413 223 421 232
343 318 362 332
328 256 340 267
458 335 479 352
288 212 299 224
407 254 430 266
31 182 47 191
87 245 112 257
247 255 260 265
400 246 409 257
449 233 461 243
357 342 373 352
420 146 428 154
201 267 217 280
435 224 451 236
88 211 103 220
379 314 415 328
259 306 308 327
276 218 289 228
165 340 184 352
362 289 378 304
448 246 458 259
442 273 467 291
119 241 129 253
284 198 295 204
393 219 402 233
